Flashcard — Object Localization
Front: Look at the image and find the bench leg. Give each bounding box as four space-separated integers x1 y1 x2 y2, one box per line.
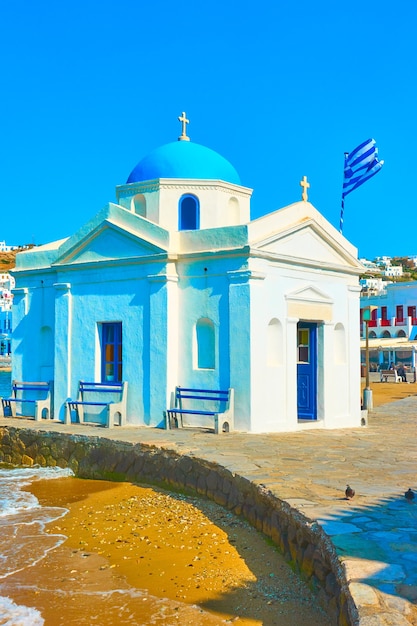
35 400 49 421
166 411 179 429
106 406 114 428
65 403 72 425
4 400 17 417
214 413 234 434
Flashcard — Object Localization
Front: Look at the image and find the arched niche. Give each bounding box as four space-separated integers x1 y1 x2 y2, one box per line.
228 196 240 224
267 318 283 366
195 318 215 369
334 322 347 364
132 193 146 217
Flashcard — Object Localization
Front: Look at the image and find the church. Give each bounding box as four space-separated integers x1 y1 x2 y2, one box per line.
11 114 364 432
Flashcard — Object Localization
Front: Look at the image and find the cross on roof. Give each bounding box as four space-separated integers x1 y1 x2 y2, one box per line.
300 175 310 202
178 112 190 141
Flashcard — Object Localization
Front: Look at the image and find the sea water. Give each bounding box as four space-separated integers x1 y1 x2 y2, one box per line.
0 369 11 398
0 468 232 626
0 465 72 625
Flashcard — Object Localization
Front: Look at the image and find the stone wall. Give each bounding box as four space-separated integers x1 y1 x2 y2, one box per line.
0 426 358 626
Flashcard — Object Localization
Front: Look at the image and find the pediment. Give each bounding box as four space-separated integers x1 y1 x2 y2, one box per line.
54 222 166 266
253 218 361 271
52 202 169 266
285 285 333 304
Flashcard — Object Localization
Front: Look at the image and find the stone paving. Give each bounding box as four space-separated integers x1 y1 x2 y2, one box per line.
1 397 417 625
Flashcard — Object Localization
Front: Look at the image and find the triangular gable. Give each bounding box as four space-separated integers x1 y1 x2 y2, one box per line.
53 203 169 266
249 202 363 272
55 222 166 266
285 284 333 304
255 221 360 269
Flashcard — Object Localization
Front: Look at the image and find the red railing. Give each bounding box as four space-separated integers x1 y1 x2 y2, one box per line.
380 320 390 326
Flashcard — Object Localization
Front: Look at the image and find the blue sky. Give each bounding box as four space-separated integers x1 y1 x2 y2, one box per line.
1 1 415 259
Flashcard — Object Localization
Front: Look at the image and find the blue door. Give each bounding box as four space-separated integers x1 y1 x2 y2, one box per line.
297 322 317 420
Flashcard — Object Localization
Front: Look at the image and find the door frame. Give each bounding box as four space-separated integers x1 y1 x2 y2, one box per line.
297 321 318 421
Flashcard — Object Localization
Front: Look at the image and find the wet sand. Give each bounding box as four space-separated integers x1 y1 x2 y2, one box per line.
0 477 332 626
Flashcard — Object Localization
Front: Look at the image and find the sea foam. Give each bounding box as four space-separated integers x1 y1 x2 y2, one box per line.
0 594 44 625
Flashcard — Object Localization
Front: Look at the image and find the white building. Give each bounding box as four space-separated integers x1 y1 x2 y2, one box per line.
383 265 403 278
360 281 417 371
11 116 364 431
0 242 16 252
0 273 14 355
360 277 388 295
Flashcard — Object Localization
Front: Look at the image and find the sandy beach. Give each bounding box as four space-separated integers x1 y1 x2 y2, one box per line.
0 380 413 625
0 478 331 626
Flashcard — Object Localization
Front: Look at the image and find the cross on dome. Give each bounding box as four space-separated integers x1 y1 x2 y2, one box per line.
300 175 310 202
178 112 190 142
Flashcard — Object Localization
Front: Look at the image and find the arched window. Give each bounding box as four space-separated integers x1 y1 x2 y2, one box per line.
397 330 406 338
179 194 199 231
382 330 391 338
196 318 215 369
369 331 377 338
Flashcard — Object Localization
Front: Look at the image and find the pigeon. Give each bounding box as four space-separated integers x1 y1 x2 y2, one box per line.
345 485 355 500
405 488 415 502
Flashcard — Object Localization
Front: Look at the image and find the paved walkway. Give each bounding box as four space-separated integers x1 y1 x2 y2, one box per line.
2 398 417 625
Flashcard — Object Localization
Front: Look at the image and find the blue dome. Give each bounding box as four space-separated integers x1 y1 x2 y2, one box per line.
126 140 241 185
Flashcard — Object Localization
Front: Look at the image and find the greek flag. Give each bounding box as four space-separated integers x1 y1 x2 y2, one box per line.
342 138 384 199
339 138 384 232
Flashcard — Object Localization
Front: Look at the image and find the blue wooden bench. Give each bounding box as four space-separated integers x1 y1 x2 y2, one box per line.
166 387 234 434
0 380 53 421
65 381 128 428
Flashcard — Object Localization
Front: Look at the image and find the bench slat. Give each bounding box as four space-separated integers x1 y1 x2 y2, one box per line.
176 394 228 402
176 387 229 397
168 409 217 416
4 398 37 403
68 401 112 407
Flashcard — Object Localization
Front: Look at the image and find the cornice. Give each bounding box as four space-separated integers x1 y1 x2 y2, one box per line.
116 178 253 198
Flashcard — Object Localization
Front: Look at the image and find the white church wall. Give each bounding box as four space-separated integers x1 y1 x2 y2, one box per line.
248 275 292 433
245 260 362 432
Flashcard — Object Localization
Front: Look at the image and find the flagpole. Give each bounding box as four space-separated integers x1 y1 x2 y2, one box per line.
339 152 349 234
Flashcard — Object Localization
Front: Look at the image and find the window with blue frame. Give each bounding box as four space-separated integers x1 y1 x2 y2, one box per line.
179 194 199 230
101 322 122 382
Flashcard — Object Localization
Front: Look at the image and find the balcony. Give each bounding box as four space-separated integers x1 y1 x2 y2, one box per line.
360 315 417 339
